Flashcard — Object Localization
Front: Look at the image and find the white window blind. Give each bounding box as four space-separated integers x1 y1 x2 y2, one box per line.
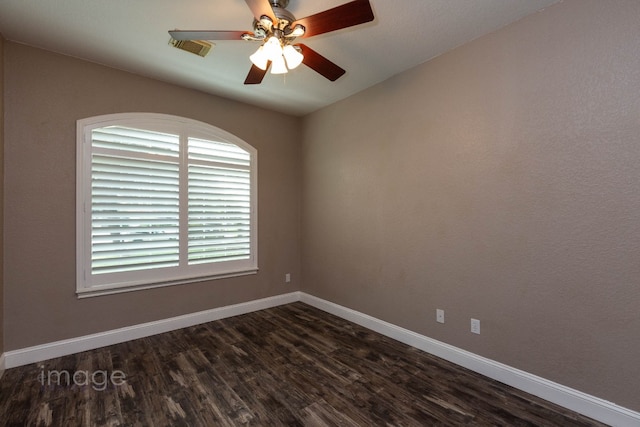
187 137 252 265
77 114 257 296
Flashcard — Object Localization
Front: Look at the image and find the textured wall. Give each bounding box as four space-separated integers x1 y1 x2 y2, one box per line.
0 34 5 358
4 42 301 350
301 0 640 411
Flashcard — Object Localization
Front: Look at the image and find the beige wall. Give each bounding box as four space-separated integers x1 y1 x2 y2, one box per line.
302 0 640 411
4 42 301 351
0 34 4 358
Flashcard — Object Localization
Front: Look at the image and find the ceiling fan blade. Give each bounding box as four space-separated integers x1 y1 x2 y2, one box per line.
169 30 252 41
244 62 271 84
298 44 345 81
292 0 374 38
245 0 278 24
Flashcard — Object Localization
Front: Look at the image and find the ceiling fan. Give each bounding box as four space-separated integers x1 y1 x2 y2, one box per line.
169 0 374 85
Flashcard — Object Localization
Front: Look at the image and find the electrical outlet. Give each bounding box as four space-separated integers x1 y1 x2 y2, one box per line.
285 273 291 283
471 318 481 334
436 309 445 323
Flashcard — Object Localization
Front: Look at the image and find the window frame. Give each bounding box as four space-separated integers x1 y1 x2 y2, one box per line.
76 113 258 297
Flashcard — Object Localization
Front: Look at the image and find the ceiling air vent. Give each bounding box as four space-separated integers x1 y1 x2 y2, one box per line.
169 37 213 57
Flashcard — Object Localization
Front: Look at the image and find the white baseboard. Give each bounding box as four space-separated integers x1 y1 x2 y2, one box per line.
0 352 5 380
300 293 640 427
2 291 638 426
4 292 300 369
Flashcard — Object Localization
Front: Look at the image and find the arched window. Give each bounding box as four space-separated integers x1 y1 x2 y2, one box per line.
76 113 257 296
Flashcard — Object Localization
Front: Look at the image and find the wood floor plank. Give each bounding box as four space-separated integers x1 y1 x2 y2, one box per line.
0 302 607 426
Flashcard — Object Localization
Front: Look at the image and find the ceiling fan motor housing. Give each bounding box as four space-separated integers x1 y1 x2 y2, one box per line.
273 6 296 28
253 2 297 39
270 0 289 9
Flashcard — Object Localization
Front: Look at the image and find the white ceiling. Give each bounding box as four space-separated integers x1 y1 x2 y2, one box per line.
0 0 558 116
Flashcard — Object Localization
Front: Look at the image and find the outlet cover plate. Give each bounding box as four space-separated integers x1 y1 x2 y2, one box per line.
471 318 481 334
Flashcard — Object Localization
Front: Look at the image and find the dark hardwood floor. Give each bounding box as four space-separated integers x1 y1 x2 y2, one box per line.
0 302 606 426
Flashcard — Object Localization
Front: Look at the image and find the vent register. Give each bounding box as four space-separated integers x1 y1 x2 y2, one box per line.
169 37 213 57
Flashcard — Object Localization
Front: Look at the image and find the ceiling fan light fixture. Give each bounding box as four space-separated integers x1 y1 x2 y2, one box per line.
249 46 270 70
262 36 283 61
271 54 288 74
283 45 303 69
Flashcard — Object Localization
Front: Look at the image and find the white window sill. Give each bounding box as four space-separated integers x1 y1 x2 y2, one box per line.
76 269 259 298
